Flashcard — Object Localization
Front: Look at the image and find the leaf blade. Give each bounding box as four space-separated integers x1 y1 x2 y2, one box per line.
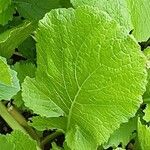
23 6 147 149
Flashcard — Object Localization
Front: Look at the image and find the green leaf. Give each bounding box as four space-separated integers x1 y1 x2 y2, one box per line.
30 116 67 131
127 0 150 41
71 0 150 41
22 6 147 149
0 21 35 58
0 56 20 100
0 5 14 26
12 62 36 107
137 121 150 150
104 117 137 149
0 130 37 150
71 0 132 32
0 0 11 13
14 0 66 20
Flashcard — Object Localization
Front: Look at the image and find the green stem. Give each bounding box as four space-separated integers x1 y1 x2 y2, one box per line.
0 102 41 149
41 130 63 148
7 105 39 142
0 101 27 134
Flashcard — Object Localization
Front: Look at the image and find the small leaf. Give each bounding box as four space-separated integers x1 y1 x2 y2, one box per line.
0 56 20 100
0 21 35 58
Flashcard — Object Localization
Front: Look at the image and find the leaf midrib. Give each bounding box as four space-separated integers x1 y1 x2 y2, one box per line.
66 65 101 130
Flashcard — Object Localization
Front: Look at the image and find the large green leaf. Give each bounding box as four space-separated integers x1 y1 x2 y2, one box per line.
0 130 37 150
0 21 35 58
22 6 147 149
127 0 150 41
71 0 150 41
71 0 132 32
0 56 20 100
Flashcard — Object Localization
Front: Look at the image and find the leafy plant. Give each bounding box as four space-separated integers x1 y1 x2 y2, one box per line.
0 0 150 150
